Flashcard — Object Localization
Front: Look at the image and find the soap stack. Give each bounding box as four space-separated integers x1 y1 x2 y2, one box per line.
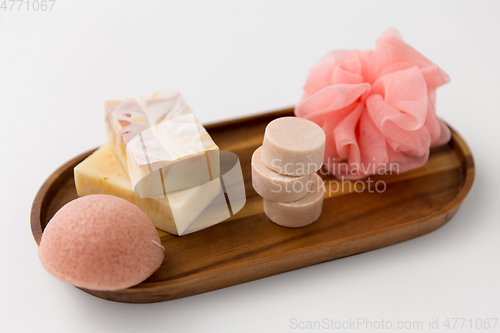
252 117 326 228
75 90 244 236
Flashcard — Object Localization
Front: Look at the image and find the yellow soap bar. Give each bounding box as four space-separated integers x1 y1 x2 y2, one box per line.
74 142 223 235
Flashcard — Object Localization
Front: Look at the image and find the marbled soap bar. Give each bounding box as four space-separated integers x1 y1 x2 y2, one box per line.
74 142 226 236
105 90 219 198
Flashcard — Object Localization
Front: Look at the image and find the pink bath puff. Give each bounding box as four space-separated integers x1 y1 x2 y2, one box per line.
38 194 164 291
295 29 451 179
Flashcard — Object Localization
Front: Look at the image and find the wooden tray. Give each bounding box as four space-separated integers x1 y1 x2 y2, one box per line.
31 108 475 303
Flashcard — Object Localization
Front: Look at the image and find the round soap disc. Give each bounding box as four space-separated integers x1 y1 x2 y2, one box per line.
38 194 165 291
261 117 325 176
264 173 325 228
252 146 313 202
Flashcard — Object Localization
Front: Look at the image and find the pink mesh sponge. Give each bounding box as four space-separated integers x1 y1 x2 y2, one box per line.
38 194 164 291
295 29 451 179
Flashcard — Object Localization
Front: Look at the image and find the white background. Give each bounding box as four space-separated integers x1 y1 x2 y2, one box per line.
1 1 499 332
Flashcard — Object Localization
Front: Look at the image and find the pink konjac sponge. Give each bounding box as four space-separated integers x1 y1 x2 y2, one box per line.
38 194 165 291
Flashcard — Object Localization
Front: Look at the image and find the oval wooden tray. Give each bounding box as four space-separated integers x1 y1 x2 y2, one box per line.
31 108 475 303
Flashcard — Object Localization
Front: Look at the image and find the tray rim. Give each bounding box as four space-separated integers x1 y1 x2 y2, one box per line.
30 108 475 303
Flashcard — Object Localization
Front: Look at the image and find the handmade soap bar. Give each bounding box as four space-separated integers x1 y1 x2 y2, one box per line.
252 146 313 202
263 173 325 228
74 143 226 236
105 90 220 198
261 117 325 176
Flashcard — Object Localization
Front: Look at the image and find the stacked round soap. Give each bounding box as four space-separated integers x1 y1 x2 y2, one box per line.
252 117 326 228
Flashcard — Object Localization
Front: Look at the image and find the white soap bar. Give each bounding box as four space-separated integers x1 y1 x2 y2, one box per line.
105 90 219 198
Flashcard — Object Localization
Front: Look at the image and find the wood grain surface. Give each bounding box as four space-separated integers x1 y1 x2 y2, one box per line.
31 108 475 303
